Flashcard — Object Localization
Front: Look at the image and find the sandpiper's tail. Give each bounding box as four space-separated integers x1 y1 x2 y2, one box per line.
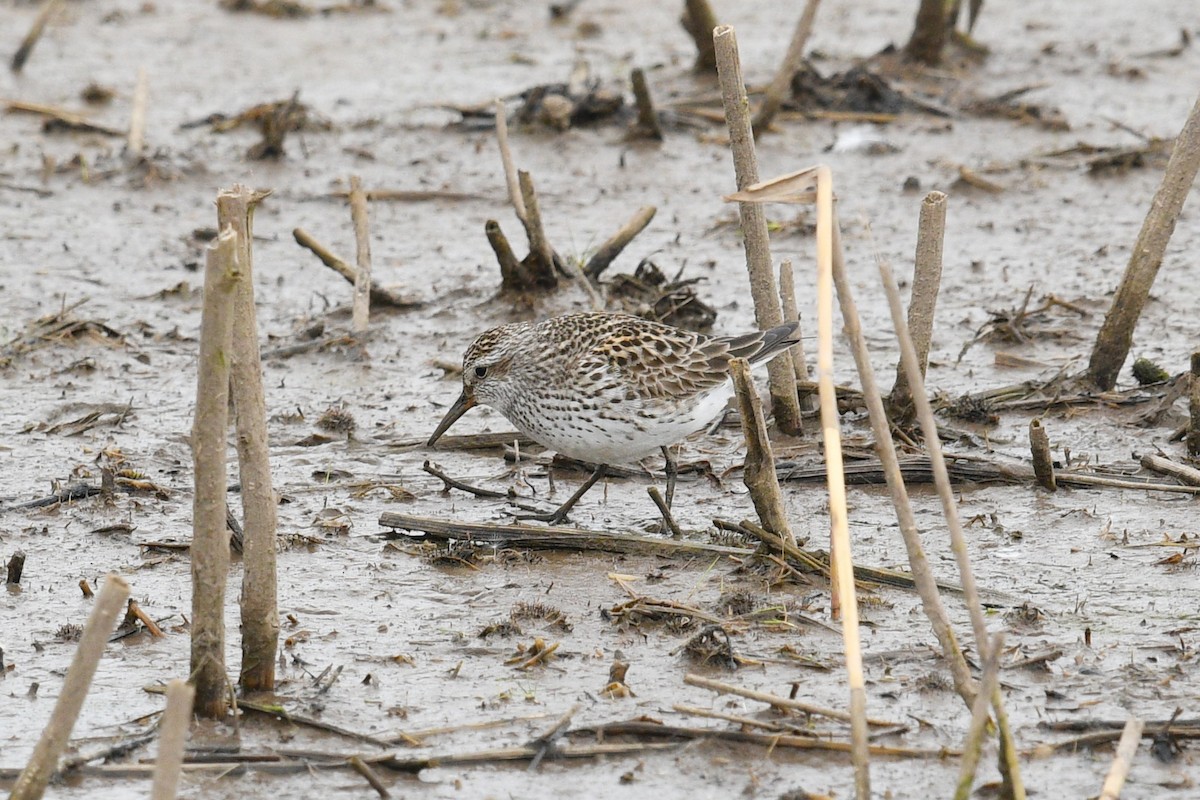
717 321 801 366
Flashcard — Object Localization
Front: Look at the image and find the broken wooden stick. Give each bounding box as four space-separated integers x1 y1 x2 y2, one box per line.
629 68 664 141
1089 91 1200 390
1190 353 1200 457
292 227 418 309
890 190 946 421
190 227 239 719
126 67 148 160
217 185 279 694
1029 418 1056 491
713 25 801 435
1097 717 1145 800
9 574 130 800
348 176 372 334
11 0 64 74
583 206 656 279
150 679 195 800
730 357 794 545
681 0 719 71
751 0 821 137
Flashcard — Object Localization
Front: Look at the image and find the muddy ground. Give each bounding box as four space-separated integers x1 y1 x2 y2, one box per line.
2 1 1200 798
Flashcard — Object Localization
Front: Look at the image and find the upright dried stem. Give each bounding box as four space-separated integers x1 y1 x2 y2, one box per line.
890 191 946 420
953 633 1005 800
730 358 795 544
713 25 801 434
814 166 870 800
495 100 527 224
217 185 279 694
349 175 372 334
190 229 238 718
681 0 719 71
1089 91 1200 390
151 679 196 800
10 574 130 800
1029 418 1056 491
1188 353 1200 457
1098 717 1146 800
752 0 821 137
126 67 148 160
778 258 813 417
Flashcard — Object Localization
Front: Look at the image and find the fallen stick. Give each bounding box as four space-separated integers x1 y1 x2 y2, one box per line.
582 205 656 279
1088 91 1200 390
713 25 801 435
11 0 64 73
9 574 131 800
348 756 391 799
1138 452 1200 486
292 228 419 309
238 698 392 748
150 679 195 800
683 674 899 728
348 176 372 334
190 228 239 719
4 99 124 136
1028 418 1056 491
751 0 822 137
1098 717 1145 800
379 512 752 558
127 599 166 638
646 487 683 537
730 358 795 544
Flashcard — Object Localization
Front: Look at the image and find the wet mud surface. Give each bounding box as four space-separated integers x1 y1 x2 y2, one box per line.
2 1 1200 797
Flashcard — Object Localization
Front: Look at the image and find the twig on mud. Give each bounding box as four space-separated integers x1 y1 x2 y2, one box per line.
378 512 752 558
527 703 579 771
646 486 683 537
348 756 391 799
385 712 557 747
125 599 165 638
422 460 507 498
683 674 900 728
292 228 420 309
238 698 391 748
4 99 125 136
1139 453 1200 486
11 0 65 73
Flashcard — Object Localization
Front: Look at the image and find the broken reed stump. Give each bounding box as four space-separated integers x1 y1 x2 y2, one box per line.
889 191 946 423
751 0 822 138
10 0 64 74
9 574 130 800
126 67 148 161
904 0 948 66
778 258 814 416
583 206 656 280
190 227 240 719
6 550 24 585
1029 418 1057 491
348 175 372 334
680 0 719 72
713 25 801 436
1189 353 1200 457
150 679 196 800
729 358 795 545
292 227 415 309
1088 90 1200 390
216 185 279 694
629 68 663 141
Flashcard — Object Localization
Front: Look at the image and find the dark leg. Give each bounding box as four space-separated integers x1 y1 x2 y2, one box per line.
661 445 677 509
516 463 607 524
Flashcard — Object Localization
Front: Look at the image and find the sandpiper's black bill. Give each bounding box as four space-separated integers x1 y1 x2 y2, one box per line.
427 391 476 446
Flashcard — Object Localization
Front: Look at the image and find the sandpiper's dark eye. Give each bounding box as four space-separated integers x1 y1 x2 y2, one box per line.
474 366 488 378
